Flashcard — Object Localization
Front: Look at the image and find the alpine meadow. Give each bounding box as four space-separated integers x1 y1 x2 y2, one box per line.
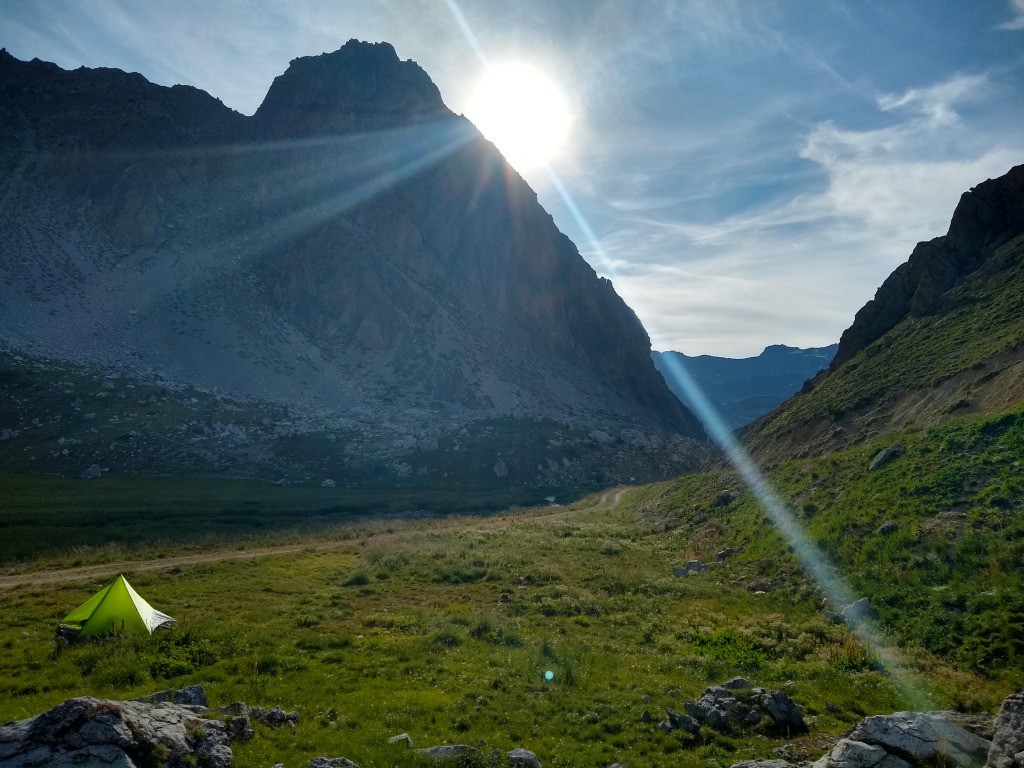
1 4 1024 768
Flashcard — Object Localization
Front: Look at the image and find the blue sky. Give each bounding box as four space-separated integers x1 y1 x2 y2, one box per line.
2 1 1023 356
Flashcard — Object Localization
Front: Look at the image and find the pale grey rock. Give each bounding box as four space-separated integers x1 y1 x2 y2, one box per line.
508 747 542 767
987 692 1024 768
811 739 912 768
665 707 700 735
869 447 901 471
0 429 19 441
80 463 103 479
841 598 871 624
0 695 235 768
321 478 336 487
309 758 360 768
134 684 208 707
418 744 483 761
493 460 508 478
730 760 797 768
388 733 414 747
850 711 991 768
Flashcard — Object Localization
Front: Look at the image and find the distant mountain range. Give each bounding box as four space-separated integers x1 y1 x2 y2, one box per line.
652 345 837 429
0 42 705 494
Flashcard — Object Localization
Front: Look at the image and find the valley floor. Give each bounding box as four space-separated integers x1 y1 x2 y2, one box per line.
1 463 1018 767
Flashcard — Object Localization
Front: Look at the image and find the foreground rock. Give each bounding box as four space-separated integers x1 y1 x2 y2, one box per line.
309 758 360 768
0 695 237 767
987 692 1024 768
418 744 485 762
734 701 1006 768
848 711 990 767
812 738 912 768
662 678 806 737
508 747 542 767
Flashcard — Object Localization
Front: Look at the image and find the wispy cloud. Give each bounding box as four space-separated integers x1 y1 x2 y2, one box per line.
999 0 1024 30
582 70 1023 356
877 73 988 125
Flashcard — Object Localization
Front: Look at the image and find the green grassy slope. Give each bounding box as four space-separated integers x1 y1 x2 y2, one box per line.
635 406 1024 678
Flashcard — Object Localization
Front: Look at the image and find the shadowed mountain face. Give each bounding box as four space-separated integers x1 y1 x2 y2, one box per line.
746 164 1024 462
652 344 837 429
0 42 705 490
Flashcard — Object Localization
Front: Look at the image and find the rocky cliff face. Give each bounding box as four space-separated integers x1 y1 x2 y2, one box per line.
745 164 1024 462
832 164 1024 369
0 42 703 488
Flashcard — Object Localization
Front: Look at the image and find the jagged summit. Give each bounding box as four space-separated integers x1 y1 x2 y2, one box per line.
254 40 451 138
832 163 1024 369
0 45 704 488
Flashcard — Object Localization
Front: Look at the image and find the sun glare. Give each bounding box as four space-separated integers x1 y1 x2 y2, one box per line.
465 62 571 172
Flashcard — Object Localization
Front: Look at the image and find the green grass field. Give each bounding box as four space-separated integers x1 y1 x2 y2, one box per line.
3 400 1023 767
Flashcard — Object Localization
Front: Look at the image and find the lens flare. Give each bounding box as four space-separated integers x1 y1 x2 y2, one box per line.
442 0 931 709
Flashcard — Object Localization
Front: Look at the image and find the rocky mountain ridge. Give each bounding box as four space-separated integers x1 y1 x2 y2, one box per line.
832 164 1024 370
653 344 837 429
0 42 704 489
745 164 1024 462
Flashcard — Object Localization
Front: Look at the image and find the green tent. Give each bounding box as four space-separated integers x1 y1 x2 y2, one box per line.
60 574 174 637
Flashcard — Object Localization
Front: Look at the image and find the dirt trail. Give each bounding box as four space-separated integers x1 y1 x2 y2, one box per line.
0 488 628 591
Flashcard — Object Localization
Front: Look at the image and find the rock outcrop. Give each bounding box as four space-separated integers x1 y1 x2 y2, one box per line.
846 711 991 767
987 692 1024 768
732 703 1007 768
0 694 238 767
659 679 806 737
831 164 1024 369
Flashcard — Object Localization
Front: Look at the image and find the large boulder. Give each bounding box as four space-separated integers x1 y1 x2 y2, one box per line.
508 748 542 767
811 739 912 768
849 711 991 768
0 695 237 767
987 692 1024 768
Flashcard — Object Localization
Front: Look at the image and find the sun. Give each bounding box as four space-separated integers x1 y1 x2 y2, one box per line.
465 62 572 173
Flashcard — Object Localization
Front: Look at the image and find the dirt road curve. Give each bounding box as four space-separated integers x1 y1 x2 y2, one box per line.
0 488 628 591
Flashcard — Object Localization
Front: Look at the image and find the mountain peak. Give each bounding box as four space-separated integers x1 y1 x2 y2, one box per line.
254 40 450 138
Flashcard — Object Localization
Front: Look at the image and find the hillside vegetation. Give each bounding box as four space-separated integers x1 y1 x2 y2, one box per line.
747 235 1024 461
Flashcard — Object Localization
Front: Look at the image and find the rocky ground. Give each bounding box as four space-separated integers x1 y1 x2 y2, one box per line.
0 345 705 491
2 684 1022 768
